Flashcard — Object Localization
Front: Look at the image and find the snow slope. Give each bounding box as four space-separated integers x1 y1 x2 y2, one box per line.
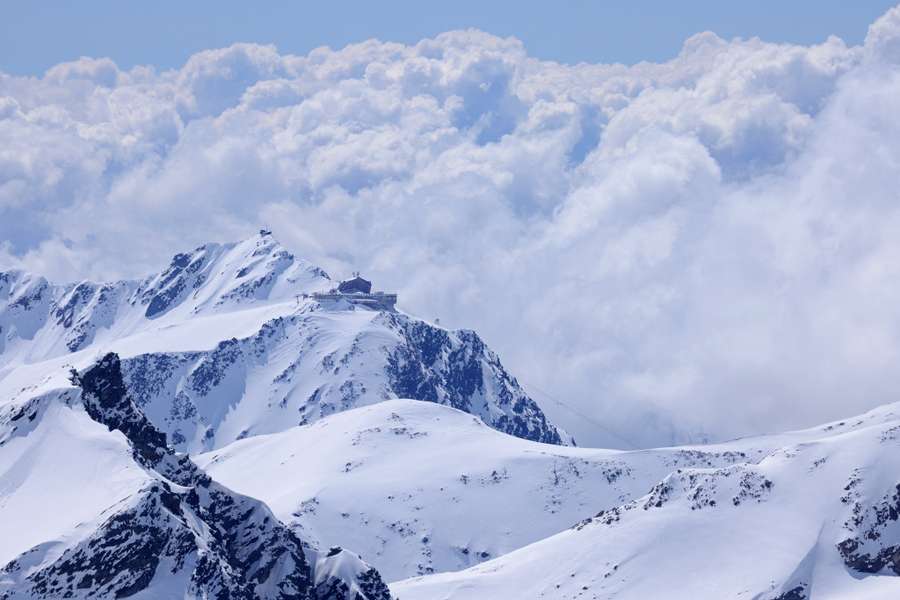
0 232 331 366
198 399 640 581
0 391 148 568
198 398 885 585
392 403 900 599
0 232 568 448
0 353 391 599
5 232 899 598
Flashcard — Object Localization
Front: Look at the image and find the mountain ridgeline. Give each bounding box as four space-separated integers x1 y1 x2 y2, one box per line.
3 232 900 598
0 353 391 599
0 232 568 449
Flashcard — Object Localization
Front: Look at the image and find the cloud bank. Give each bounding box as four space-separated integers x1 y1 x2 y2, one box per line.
3 7 900 446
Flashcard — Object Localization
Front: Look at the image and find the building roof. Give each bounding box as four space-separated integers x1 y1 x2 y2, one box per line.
337 275 372 294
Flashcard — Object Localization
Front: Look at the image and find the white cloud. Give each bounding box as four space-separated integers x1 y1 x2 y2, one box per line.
866 4 900 63
44 56 122 88
3 7 900 446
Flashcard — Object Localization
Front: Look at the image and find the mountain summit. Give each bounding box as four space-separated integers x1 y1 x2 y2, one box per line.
3 233 900 598
0 232 568 448
0 232 569 598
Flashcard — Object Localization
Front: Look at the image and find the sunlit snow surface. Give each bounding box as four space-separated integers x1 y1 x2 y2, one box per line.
1 232 566 450
2 233 900 598
198 398 900 598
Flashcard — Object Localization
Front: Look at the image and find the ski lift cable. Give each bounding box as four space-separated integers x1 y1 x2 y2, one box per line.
520 378 641 450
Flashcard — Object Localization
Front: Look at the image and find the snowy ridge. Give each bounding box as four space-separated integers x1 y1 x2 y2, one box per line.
391 403 900 599
0 232 331 365
0 353 391 600
120 307 565 453
198 399 758 581
0 232 567 447
5 233 899 597
197 398 900 596
133 233 330 320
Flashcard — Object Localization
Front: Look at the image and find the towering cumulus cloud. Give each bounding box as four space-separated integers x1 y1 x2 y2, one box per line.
3 6 900 446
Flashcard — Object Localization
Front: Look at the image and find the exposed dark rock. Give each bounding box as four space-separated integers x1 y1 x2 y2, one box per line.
1 353 391 600
838 482 900 576
382 313 565 445
139 248 212 319
772 584 807 600
119 310 567 454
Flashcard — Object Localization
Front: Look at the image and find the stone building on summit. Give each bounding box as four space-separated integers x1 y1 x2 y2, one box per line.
312 273 397 311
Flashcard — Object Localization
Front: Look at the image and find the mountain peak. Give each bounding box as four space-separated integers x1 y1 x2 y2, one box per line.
1 234 568 452
133 232 331 320
0 352 393 599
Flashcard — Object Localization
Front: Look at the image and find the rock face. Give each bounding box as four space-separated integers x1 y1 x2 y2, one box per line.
120 307 567 454
381 313 564 445
0 233 332 364
0 353 391 600
0 232 567 449
838 481 900 575
4 235 900 599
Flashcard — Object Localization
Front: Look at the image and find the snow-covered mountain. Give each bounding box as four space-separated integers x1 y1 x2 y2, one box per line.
0 231 567 448
3 232 899 599
391 402 900 599
0 233 330 363
197 399 759 582
0 232 567 598
197 395 900 597
0 353 391 599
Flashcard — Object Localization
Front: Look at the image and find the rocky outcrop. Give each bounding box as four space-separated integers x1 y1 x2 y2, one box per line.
838 481 900 575
2 234 567 451
119 309 568 453
380 313 566 444
0 353 391 600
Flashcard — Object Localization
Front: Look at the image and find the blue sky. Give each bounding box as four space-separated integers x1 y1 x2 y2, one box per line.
3 0 898 74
